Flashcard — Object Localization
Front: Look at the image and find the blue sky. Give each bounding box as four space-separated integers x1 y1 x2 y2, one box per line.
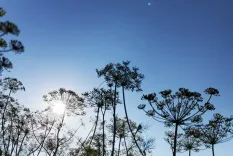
1 0 233 155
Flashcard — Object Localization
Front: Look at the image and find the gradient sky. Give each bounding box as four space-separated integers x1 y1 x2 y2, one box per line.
1 0 233 155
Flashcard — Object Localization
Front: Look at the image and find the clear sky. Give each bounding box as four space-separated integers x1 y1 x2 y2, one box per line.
1 0 233 155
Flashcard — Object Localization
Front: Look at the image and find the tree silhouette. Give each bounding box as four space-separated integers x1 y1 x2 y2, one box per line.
189 113 233 156
97 60 145 156
139 87 219 156
0 8 24 74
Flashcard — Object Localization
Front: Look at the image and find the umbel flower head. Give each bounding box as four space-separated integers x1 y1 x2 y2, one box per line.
193 113 233 146
96 61 144 92
0 8 6 17
82 87 121 110
0 7 24 75
0 38 7 48
9 40 24 53
0 21 20 36
139 87 219 126
43 88 86 116
1 77 25 93
204 88 220 96
0 57 13 73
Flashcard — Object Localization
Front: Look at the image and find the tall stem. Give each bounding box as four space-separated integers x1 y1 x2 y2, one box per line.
1 90 12 153
53 112 65 156
111 84 117 156
102 111 105 156
98 141 101 156
189 149 191 156
0 49 13 53
6 112 13 152
16 133 27 156
212 144 215 156
123 136 129 156
90 107 100 145
117 138 122 156
122 86 144 156
173 123 179 156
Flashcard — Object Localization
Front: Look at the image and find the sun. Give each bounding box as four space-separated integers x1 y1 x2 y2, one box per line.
52 101 65 114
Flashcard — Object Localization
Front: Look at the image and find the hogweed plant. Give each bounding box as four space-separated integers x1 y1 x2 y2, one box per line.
43 88 86 116
82 88 119 156
165 128 204 156
96 61 145 156
106 117 154 156
42 88 86 156
179 133 203 156
165 130 183 154
0 8 24 74
0 78 25 155
139 87 219 156
188 113 233 156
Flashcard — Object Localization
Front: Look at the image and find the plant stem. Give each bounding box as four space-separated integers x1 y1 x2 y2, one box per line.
1 90 12 153
117 138 122 156
124 136 129 156
53 112 65 156
189 150 191 156
90 107 100 145
102 110 105 156
122 86 145 156
212 144 215 156
173 123 179 156
111 84 117 156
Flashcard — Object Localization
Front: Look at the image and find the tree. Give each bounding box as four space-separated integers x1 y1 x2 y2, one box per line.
139 88 219 156
96 61 145 156
0 8 24 74
189 113 233 156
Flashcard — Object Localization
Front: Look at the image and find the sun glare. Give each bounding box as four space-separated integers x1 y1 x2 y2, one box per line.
53 101 65 114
